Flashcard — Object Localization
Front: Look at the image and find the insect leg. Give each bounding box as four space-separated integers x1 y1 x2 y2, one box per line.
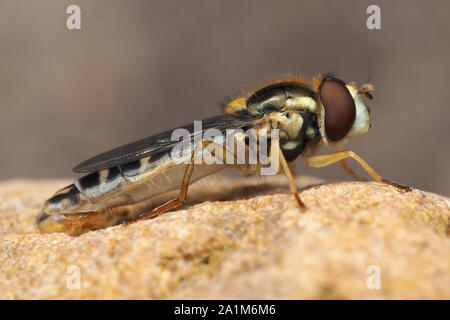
337 144 364 181
304 150 411 192
200 136 307 210
131 141 211 221
275 140 307 211
216 134 306 210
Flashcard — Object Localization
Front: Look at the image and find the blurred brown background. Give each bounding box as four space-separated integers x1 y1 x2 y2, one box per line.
0 0 449 195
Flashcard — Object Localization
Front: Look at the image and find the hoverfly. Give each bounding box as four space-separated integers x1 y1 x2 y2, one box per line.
37 73 410 236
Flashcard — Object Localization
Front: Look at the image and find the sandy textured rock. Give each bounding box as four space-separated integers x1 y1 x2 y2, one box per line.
0 174 449 299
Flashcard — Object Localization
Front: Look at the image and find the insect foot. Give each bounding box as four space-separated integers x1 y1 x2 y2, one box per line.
381 179 412 193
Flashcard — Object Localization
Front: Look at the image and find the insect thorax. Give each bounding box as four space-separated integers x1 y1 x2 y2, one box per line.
225 82 320 162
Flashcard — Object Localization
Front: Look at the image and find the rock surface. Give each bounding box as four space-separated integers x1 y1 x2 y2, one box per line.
0 174 449 299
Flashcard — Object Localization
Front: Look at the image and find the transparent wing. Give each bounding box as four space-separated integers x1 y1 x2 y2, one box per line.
73 115 262 173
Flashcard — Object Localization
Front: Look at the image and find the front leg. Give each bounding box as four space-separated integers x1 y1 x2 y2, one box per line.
304 150 411 192
337 144 365 181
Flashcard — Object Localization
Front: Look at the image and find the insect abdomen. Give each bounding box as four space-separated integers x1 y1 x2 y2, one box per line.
37 151 224 235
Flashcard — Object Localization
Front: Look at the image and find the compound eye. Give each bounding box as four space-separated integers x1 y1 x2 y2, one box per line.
319 77 356 141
